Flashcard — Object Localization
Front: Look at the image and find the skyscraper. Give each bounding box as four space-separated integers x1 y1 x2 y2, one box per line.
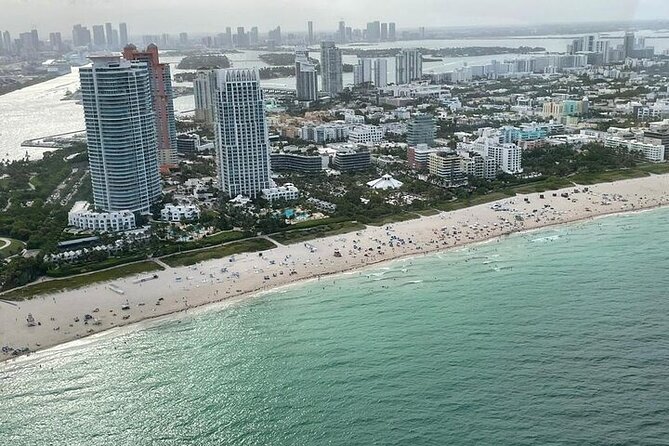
250 27 259 46
395 48 422 84
105 22 113 47
119 23 128 46
123 44 178 168
366 21 381 42
79 56 161 213
381 23 388 41
179 32 188 46
193 70 215 125
3 31 13 53
49 32 62 51
353 58 373 85
320 41 343 97
373 58 388 87
308 21 314 44
212 68 272 198
338 21 346 43
92 25 105 48
623 31 635 58
225 27 232 47
295 47 318 101
388 23 396 41
236 27 247 47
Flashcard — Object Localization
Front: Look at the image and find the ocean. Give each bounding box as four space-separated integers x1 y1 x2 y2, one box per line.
2 207 668 445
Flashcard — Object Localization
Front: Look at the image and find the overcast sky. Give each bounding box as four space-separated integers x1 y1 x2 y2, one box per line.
2 0 669 35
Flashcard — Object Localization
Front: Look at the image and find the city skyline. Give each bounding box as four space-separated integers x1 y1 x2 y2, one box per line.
2 0 669 35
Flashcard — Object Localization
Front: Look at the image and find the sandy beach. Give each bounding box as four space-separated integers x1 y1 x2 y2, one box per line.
2 173 669 362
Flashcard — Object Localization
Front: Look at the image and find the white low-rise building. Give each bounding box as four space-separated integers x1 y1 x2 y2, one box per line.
262 183 300 202
367 174 403 190
161 204 201 222
604 136 665 162
68 201 136 232
348 125 384 144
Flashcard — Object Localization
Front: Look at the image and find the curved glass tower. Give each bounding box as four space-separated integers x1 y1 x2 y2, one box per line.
79 55 161 213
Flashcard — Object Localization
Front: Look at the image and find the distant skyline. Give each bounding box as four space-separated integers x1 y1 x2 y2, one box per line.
2 0 669 35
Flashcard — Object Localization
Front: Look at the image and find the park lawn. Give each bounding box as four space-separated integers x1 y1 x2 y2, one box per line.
1 261 163 301
0 238 25 259
271 221 366 245
162 238 276 267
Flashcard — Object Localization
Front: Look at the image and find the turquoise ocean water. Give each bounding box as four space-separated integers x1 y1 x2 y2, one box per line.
2 208 669 445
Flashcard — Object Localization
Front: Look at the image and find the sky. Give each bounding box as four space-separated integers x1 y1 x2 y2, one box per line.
1 0 669 35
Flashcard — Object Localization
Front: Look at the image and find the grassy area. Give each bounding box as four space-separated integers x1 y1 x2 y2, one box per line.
638 163 669 175
162 238 276 267
271 221 367 245
366 212 421 226
46 254 147 277
436 191 514 212
570 169 649 185
1 261 163 301
510 178 573 194
0 238 25 259
415 209 441 216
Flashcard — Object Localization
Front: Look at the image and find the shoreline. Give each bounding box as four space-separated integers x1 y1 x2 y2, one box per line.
2 174 669 363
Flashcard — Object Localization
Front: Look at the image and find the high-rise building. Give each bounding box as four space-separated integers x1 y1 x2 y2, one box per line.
123 44 178 168
388 23 396 41
49 32 62 51
268 26 282 45
193 70 215 125
308 21 314 44
79 55 161 213
2 31 12 53
395 48 422 84
338 21 346 43
236 27 247 47
295 47 318 101
250 27 259 46
407 114 436 146
92 25 105 48
30 29 39 51
119 23 128 46
212 68 272 198
320 41 343 97
72 25 91 47
381 23 388 41
225 27 232 46
353 58 373 85
623 31 635 58
373 58 388 87
179 32 188 46
366 21 381 42
105 22 113 47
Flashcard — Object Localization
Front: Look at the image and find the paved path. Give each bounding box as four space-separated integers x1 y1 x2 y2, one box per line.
0 238 11 251
152 258 171 269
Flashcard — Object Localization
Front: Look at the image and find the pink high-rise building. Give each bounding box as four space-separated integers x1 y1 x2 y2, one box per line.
123 44 177 169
